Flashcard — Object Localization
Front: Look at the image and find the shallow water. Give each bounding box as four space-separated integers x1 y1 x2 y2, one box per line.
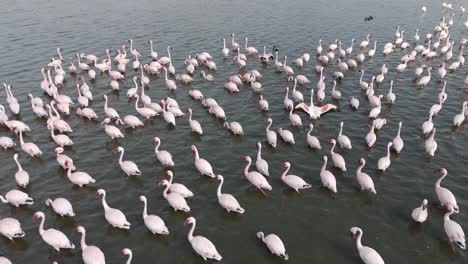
0 0 467 263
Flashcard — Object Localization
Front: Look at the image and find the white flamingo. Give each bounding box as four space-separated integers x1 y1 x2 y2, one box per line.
153 137 174 167
256 232 289 260
392 121 404 153
266 118 277 148
281 162 312 193
337 122 352 149
116 146 141 176
188 108 203 135
13 153 29 188
425 128 437 157
32 211 75 251
350 227 385 264
320 156 337 193
96 189 131 229
184 217 222 261
444 210 466 250
215 175 244 213
244 156 272 196
0 217 25 241
76 226 106 264
356 158 376 194
65 160 96 187
377 142 393 171
160 179 190 212
165 170 194 198
45 198 75 217
138 196 169 235
330 139 346 171
411 199 428 223
255 142 269 176
0 190 33 207
435 168 459 213
191 145 215 177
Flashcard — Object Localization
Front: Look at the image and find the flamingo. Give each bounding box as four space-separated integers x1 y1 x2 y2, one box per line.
284 87 293 110
45 197 75 217
102 118 124 140
307 124 321 149
50 128 74 147
453 101 467 127
243 156 272 196
350 227 385 264
266 118 277 148
188 108 203 135
134 95 158 120
411 199 428 223
366 121 377 147
0 217 25 241
18 130 42 157
417 67 432 86
153 137 174 167
161 99 175 126
65 160 96 187
76 226 106 264
138 196 169 235
32 211 75 251
289 107 302 127
159 179 190 212
444 209 466 250
221 38 229 56
330 139 346 171
392 121 404 153
122 115 144 128
255 142 269 176
121 248 133 264
320 156 337 193
116 146 141 176
184 217 222 261
435 168 459 213
96 189 131 229
191 145 215 177
278 128 295 144
425 128 437 157
337 122 352 149
377 142 393 171
256 232 289 260
215 175 244 213
356 158 376 193
0 190 33 207
259 95 269 111
224 121 244 135
13 153 29 188
103 95 120 119
165 170 194 198
421 113 434 134
281 162 312 193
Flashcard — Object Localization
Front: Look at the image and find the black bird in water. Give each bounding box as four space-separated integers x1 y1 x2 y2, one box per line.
364 16 374 22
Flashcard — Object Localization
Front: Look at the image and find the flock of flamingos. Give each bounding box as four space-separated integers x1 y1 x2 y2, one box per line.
1 3 468 264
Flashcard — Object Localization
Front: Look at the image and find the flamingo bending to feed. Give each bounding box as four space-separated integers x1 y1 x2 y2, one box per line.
96 189 131 229
435 168 459 213
0 190 33 207
278 128 295 144
165 170 194 198
191 145 215 177
184 217 222 261
160 179 190 212
45 197 75 217
350 227 385 264
32 211 75 251
411 199 428 223
116 146 141 176
320 156 337 193
215 175 245 213
13 153 29 188
76 226 106 264
244 156 272 196
281 162 312 193
425 129 437 157
356 158 376 194
0 217 25 241
257 232 289 260
138 196 169 235
153 137 174 167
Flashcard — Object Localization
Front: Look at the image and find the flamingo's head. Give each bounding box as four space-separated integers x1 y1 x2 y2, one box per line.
277 128 283 133
14 152 20 159
190 145 197 152
243 156 251 162
76 226 85 234
165 170 174 177
96 189 105 198
138 196 146 203
121 248 132 257
266 118 273 123
116 146 124 153
32 212 44 223
330 139 336 144
215 175 223 181
322 156 328 162
422 199 428 210
152 137 160 145
54 147 64 156
350 227 360 239
358 158 365 165
438 168 447 175
184 217 195 226
159 179 169 187
282 162 290 168
64 160 74 168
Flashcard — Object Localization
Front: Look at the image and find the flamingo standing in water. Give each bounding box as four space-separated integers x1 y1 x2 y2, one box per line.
153 137 174 167
138 195 169 235
13 153 29 188
435 168 459 213
256 232 289 260
116 146 141 176
184 216 222 261
350 227 385 264
444 209 466 251
96 189 131 229
191 145 215 177
165 170 194 198
411 199 428 223
243 156 272 196
355 158 376 194
265 118 277 148
76 226 106 264
320 156 337 193
215 175 245 213
160 179 190 212
280 162 312 193
32 211 75 251
255 142 269 176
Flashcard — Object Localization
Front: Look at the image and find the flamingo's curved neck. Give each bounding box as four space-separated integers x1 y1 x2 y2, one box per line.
104 96 108 109
360 71 364 81
51 103 60 118
126 253 133 264
310 89 315 107
0 196 8 204
266 121 272 133
193 148 200 160
188 111 192 121
118 149 124 165
386 144 391 158
101 193 109 210
37 216 46 236
244 159 251 176
79 230 88 250
14 155 22 171
256 144 262 161
187 221 195 241
244 38 248 49
142 200 148 218
134 95 140 110
397 123 402 137
154 141 160 153
321 158 327 172
339 123 343 136
19 131 25 145
163 183 170 199
356 162 364 174
281 165 290 180
330 141 336 154
216 177 223 197
355 230 363 249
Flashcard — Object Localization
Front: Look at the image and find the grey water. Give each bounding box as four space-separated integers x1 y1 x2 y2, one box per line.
0 0 467 263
